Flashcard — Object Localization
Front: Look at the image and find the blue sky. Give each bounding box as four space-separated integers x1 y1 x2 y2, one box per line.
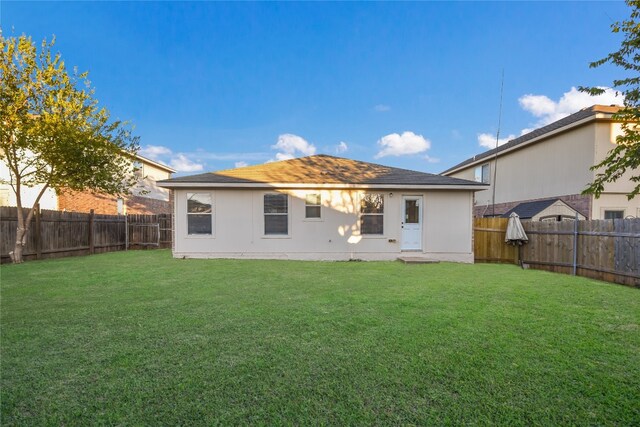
1 1 629 175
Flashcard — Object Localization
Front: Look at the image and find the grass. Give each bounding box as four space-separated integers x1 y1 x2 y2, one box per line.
1 250 639 425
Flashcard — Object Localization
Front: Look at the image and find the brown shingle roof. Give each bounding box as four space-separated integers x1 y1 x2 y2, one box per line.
441 104 622 175
158 155 484 187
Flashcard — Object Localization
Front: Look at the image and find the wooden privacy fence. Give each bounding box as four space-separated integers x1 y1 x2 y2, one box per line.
474 217 640 287
0 206 172 264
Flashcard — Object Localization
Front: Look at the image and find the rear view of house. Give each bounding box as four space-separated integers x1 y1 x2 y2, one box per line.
158 155 486 262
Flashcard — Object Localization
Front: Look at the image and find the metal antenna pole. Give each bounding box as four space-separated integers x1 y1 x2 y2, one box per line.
491 70 504 217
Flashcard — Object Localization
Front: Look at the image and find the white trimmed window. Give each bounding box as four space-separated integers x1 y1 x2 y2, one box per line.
604 209 624 220
305 193 321 219
264 193 288 235
474 163 490 184
187 193 213 235
361 193 384 235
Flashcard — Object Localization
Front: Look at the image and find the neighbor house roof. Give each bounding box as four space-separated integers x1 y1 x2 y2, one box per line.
157 154 486 190
441 104 622 176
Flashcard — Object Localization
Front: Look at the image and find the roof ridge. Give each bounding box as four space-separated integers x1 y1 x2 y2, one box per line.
158 154 485 187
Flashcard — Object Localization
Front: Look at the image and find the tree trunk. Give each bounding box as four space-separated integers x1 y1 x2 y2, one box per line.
11 226 28 264
11 184 47 264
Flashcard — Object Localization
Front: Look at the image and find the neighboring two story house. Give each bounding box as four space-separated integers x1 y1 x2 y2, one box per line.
0 154 175 215
442 105 640 220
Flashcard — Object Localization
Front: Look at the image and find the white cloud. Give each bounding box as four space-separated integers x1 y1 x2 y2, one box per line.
234 161 248 168
138 145 204 172
375 131 431 159
476 86 624 148
519 86 623 128
139 145 172 160
374 104 391 112
477 133 517 149
270 134 316 162
170 154 204 172
424 155 440 164
335 141 348 153
187 151 268 161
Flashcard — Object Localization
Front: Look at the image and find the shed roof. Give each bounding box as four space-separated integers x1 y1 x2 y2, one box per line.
158 154 485 189
501 199 569 219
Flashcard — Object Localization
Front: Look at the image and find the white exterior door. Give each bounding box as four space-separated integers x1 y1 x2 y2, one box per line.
401 196 422 250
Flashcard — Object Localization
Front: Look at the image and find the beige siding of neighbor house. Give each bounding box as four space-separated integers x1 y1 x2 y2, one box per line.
449 119 640 219
131 161 172 202
451 123 597 208
592 122 640 218
172 188 474 262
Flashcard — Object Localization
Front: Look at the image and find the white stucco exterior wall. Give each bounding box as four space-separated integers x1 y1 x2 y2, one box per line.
172 188 475 262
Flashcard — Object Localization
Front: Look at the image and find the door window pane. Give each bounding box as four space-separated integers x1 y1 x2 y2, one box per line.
405 200 419 223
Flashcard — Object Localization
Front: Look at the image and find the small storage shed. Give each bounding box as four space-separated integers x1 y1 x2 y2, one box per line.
501 199 586 222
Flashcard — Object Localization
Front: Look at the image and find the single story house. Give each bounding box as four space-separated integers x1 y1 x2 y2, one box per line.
158 155 487 262
501 198 586 222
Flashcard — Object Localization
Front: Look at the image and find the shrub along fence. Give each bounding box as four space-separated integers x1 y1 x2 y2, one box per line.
474 217 640 287
0 206 172 264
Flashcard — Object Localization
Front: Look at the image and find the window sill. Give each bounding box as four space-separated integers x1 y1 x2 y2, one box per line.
261 235 291 239
303 218 323 222
186 234 215 239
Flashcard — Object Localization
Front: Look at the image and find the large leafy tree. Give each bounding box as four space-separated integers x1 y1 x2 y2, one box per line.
581 0 640 200
0 33 139 263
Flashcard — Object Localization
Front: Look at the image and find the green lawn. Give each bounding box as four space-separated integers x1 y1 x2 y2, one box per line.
1 250 639 425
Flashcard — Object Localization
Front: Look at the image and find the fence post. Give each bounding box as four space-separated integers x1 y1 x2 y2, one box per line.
125 214 129 251
35 203 42 260
88 209 95 255
572 211 578 276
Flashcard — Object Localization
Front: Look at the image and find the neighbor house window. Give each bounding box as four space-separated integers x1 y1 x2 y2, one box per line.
264 193 288 235
474 163 490 184
187 193 213 235
361 193 384 235
133 161 143 179
604 210 624 220
305 193 321 219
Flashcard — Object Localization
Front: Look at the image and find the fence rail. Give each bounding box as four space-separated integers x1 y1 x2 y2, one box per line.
474 217 640 287
1 206 172 264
